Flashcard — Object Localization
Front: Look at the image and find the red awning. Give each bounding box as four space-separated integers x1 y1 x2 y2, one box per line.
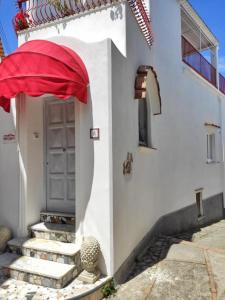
0 40 89 112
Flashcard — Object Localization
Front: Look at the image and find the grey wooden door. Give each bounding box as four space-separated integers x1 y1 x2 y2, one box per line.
45 99 75 213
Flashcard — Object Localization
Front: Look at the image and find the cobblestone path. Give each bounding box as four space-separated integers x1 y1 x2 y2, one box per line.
109 219 225 300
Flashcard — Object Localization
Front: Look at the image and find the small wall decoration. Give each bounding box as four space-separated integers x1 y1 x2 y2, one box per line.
90 128 100 140
123 152 133 175
3 133 16 144
33 132 39 139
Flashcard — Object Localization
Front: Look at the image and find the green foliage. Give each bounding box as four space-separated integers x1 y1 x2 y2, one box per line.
101 279 116 298
47 0 71 16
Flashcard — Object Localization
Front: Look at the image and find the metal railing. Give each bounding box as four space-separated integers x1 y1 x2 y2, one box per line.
13 0 153 46
182 36 225 95
14 0 116 29
219 73 225 95
182 36 217 88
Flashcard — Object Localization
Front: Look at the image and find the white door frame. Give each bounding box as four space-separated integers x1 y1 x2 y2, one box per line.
44 97 76 213
17 95 78 236
17 94 28 237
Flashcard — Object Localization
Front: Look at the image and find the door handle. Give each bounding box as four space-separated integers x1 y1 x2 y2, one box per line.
63 148 66 152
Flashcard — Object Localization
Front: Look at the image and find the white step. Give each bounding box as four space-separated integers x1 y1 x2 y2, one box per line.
23 238 80 265
31 222 75 243
8 256 76 288
8 237 28 255
0 252 19 268
24 238 79 256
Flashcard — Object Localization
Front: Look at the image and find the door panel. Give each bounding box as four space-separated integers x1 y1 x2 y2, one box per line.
67 153 75 173
45 99 75 213
67 177 75 200
49 152 65 173
49 176 65 199
49 128 64 148
66 102 75 122
49 103 64 124
66 127 75 148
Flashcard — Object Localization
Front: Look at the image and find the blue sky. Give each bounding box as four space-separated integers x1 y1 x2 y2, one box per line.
0 0 17 54
189 0 225 75
0 1 225 73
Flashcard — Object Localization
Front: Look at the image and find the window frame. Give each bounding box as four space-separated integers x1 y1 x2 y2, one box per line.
206 132 216 163
195 189 204 219
138 96 152 148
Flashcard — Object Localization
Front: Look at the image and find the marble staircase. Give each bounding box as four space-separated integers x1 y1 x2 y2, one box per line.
4 211 82 289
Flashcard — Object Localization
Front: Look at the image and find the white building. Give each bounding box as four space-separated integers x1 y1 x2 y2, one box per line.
0 0 224 287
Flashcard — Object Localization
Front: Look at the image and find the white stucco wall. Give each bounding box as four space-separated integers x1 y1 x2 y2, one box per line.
16 95 46 236
112 0 225 272
17 30 115 274
13 0 225 277
20 2 126 56
17 2 128 275
0 106 19 236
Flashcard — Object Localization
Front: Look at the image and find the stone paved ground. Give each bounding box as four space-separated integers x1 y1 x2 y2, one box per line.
1 220 225 299
0 275 110 299
109 219 225 300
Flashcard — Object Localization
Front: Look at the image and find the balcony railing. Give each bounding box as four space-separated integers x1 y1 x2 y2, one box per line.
182 36 217 87
219 74 225 95
13 0 153 46
182 36 225 96
14 0 116 30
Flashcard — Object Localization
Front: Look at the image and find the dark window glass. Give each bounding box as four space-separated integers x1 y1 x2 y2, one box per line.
139 99 148 146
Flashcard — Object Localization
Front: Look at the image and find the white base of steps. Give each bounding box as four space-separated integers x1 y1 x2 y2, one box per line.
8 255 75 289
8 237 81 265
31 222 76 243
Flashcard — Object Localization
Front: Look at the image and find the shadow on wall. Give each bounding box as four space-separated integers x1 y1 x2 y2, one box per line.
75 87 107 273
115 193 224 283
77 87 94 233
0 102 20 236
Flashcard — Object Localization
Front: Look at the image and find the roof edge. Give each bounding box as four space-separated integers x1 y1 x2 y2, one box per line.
180 0 219 47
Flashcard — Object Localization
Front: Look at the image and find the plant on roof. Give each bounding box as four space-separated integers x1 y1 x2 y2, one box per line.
17 0 28 10
47 0 72 17
14 11 31 31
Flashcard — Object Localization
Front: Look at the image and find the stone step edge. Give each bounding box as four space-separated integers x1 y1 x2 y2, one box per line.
40 211 75 218
30 223 75 234
179 239 225 255
8 256 75 280
8 238 29 248
7 238 80 257
9 265 74 281
23 239 80 257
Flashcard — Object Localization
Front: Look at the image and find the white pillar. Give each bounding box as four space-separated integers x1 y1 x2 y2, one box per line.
211 45 219 88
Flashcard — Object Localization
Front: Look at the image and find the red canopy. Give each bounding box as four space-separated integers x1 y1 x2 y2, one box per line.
0 40 89 112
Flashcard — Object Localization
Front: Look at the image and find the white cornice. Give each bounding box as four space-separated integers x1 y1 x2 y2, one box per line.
180 0 219 47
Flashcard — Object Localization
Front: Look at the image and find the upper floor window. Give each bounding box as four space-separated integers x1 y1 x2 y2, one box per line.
205 122 221 164
207 133 216 163
139 98 151 147
135 65 161 149
181 3 219 88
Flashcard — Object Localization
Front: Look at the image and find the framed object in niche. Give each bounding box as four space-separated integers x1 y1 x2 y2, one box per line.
90 128 100 140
